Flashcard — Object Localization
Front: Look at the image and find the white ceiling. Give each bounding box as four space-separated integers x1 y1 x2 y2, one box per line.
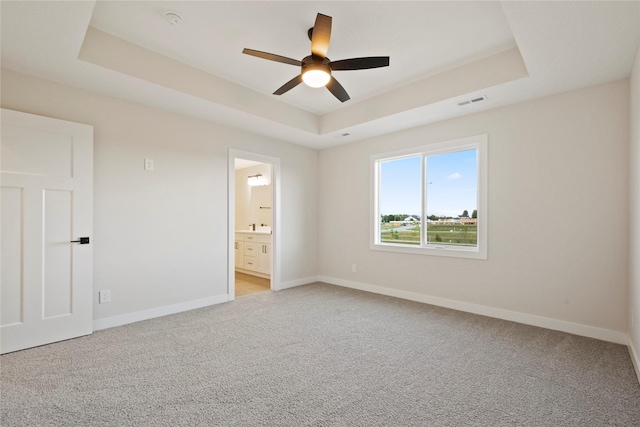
2 1 639 150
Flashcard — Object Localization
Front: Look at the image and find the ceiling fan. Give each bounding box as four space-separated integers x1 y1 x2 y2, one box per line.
242 13 390 103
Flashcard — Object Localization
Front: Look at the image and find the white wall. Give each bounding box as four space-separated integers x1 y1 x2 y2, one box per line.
1 69 318 323
318 79 630 339
629 45 640 375
2 66 635 352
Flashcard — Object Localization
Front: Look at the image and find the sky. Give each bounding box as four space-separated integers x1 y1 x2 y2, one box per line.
379 149 477 217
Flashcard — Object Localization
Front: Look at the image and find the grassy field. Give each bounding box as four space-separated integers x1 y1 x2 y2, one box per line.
380 224 477 246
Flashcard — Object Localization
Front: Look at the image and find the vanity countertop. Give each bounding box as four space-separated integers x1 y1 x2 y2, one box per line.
236 230 272 235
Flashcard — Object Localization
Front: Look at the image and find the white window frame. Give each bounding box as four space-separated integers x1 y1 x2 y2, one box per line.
370 134 488 260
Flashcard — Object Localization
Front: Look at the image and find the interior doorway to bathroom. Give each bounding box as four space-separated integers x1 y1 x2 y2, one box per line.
228 150 280 300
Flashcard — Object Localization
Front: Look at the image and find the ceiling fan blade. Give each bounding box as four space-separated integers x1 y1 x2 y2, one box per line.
330 57 390 71
311 13 332 58
242 48 301 66
326 77 350 102
274 75 303 95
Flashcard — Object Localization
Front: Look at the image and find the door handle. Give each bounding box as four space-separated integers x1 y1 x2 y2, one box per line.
70 237 90 244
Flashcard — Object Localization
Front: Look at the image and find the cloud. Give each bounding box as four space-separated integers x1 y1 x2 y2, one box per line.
447 172 461 179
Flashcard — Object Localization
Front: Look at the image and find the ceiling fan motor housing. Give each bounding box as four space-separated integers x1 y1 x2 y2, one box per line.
302 55 331 76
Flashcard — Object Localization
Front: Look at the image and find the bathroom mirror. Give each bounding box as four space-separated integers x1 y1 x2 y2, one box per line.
250 185 271 227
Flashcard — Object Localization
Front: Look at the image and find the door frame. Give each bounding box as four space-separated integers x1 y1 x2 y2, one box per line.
228 149 281 300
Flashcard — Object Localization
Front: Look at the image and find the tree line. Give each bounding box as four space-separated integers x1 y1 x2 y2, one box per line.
380 214 421 223
381 210 476 223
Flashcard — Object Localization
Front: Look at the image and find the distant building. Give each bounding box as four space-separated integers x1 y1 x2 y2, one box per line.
460 218 477 225
430 218 459 225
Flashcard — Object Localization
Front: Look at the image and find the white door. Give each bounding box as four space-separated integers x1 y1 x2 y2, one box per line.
1 109 93 354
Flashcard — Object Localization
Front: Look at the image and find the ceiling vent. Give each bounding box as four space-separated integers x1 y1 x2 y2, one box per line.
457 95 487 107
333 132 351 139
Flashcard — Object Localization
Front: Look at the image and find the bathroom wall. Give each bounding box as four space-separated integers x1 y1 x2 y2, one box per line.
235 163 273 231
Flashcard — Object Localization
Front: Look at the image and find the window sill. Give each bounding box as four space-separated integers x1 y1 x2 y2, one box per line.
370 242 487 260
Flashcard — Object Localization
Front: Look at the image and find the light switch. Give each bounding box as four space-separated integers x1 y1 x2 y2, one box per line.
144 159 154 170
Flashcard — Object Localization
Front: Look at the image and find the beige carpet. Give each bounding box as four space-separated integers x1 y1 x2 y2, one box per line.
2 283 639 426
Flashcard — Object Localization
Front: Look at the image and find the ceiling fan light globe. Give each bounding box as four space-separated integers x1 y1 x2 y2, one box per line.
302 69 331 88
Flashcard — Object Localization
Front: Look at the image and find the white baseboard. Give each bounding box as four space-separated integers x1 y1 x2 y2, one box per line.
93 294 229 331
318 276 629 346
629 338 640 385
236 268 270 279
277 276 320 291
93 276 321 331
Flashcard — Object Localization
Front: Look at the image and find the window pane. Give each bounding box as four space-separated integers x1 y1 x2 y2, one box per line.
379 156 421 245
426 149 477 247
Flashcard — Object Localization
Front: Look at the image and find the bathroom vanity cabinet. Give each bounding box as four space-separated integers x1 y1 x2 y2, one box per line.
235 232 271 278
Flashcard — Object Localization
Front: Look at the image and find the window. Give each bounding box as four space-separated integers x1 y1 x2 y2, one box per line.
371 134 487 259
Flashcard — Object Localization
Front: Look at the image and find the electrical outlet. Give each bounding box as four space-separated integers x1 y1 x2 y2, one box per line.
144 158 154 170
99 290 111 304
352 264 357 273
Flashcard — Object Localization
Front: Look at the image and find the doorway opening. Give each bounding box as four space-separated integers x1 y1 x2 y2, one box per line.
228 150 280 300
